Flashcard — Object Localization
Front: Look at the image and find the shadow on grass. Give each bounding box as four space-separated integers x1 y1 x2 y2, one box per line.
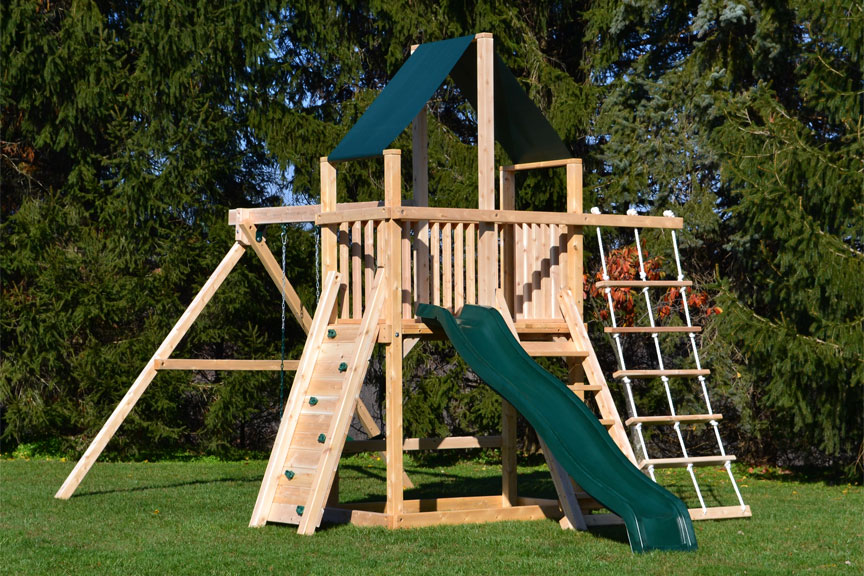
71 475 260 498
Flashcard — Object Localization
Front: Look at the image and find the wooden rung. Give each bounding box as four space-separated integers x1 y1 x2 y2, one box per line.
154 359 300 371
594 280 693 288
612 369 710 379
626 414 723 426
568 384 602 392
604 326 702 334
520 341 587 358
342 435 502 454
638 455 736 469
598 419 614 427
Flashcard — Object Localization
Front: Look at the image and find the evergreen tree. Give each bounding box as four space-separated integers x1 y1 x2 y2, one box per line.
1 0 312 456
582 0 863 472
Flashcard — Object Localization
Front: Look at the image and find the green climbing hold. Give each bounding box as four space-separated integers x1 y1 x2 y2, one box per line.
317 433 326 443
309 396 318 406
296 505 304 516
327 328 337 339
338 362 348 372
255 228 265 243
284 470 295 480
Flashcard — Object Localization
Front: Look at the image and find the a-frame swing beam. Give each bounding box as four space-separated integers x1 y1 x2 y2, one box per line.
55 242 247 499
236 219 405 485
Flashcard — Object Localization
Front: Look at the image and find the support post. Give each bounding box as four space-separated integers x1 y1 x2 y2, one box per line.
412 76 430 307
498 176 518 506
566 161 585 399
476 33 496 306
383 150 404 526
55 242 247 499
320 158 338 322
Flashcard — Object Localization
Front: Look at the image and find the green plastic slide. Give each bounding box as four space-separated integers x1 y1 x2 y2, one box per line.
416 303 697 553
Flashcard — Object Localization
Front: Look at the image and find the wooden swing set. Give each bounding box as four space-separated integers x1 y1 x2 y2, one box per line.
55 33 750 538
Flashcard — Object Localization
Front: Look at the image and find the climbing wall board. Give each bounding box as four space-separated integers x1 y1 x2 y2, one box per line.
249 271 342 527
251 271 386 533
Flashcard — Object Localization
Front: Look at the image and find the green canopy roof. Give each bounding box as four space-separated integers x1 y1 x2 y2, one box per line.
328 35 570 164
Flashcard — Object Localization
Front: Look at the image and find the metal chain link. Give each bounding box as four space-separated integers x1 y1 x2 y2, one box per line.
279 224 287 417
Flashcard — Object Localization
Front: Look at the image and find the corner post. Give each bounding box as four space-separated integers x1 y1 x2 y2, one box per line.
411 47 430 305
476 33 496 306
499 168 518 506
320 158 338 322
566 160 585 399
383 150 404 526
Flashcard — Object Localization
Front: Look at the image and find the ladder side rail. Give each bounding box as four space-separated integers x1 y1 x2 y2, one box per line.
55 242 247 500
249 271 342 527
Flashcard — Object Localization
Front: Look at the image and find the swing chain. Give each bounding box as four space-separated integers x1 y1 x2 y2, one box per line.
314 226 320 301
279 224 288 417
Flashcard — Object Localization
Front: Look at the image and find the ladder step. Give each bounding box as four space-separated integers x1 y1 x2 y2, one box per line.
520 341 587 358
626 414 723 426
273 484 310 506
595 280 693 289
638 455 736 469
604 326 701 334
598 419 614 427
612 369 710 379
568 384 602 393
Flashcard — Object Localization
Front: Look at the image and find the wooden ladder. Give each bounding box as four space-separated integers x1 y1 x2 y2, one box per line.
250 270 386 533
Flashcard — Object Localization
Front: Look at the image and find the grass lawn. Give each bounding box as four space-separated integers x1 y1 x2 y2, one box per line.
1 454 860 575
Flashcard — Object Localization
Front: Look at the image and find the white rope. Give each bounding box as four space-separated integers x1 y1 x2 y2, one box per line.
593 207 653 480
666 211 747 511
627 211 706 511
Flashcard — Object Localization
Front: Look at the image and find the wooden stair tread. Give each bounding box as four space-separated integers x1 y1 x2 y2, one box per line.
604 326 701 334
626 414 723 426
612 369 710 379
595 280 693 288
520 341 587 357
638 455 735 469
567 384 602 392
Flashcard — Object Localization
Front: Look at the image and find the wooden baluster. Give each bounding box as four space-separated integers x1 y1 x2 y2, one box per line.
443 222 453 311
455 223 464 311
521 223 530 319
415 221 430 306
402 222 412 319
352 221 362 318
364 221 374 309
431 222 440 306
466 223 476 305
339 222 350 319
550 224 560 318
514 222 523 320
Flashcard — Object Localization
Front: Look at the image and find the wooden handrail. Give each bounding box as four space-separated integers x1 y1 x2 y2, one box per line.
500 158 581 172
232 203 683 229
395 206 683 230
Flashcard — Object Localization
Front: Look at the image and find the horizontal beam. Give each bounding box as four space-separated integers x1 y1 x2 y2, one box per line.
154 359 300 371
395 501 561 528
315 206 390 225
626 414 723 426
228 201 386 225
500 158 580 172
595 280 692 289
520 341 587 358
342 435 502 454
613 369 711 379
605 326 701 334
395 206 684 230
638 455 736 469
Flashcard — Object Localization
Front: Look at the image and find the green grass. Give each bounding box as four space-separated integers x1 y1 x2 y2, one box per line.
1 454 860 575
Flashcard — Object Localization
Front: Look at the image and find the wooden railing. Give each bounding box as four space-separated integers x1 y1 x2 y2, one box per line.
231 153 684 324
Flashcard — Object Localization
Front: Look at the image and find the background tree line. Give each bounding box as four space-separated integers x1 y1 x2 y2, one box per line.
2 0 861 475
